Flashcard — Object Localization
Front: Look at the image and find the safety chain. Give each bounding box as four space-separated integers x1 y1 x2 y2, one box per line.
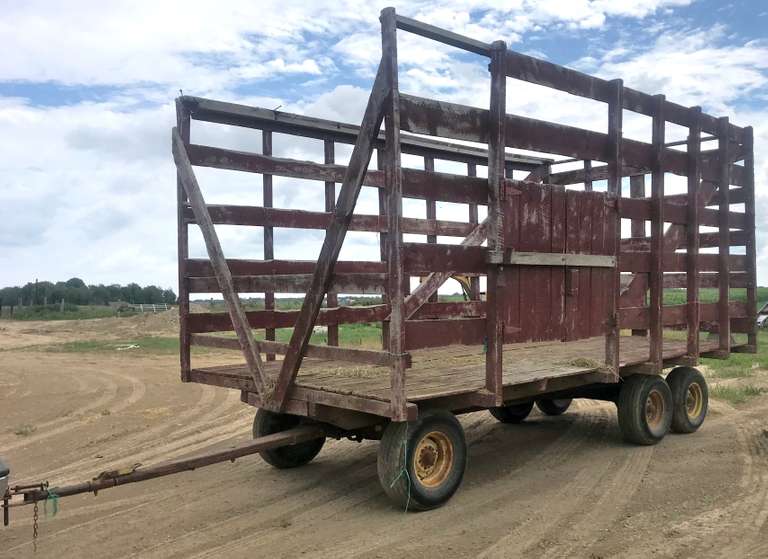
32 500 38 553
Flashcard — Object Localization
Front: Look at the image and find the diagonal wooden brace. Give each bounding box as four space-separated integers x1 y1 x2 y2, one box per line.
401 217 488 319
172 128 270 397
270 61 389 411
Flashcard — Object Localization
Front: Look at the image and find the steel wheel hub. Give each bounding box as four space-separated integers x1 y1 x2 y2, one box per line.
413 431 454 488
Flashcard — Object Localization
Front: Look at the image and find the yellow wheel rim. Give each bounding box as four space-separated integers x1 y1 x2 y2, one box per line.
413 431 454 488
686 382 704 419
645 389 665 430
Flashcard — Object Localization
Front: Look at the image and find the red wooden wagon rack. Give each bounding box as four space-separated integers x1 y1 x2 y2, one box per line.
4 8 756 517
166 8 757 509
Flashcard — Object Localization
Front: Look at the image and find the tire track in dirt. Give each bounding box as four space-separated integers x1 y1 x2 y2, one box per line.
1 371 121 452
612 402 768 558
25 383 226 482
537 445 655 558
475 406 618 558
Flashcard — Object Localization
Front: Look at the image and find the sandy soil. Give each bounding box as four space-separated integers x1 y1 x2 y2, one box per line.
1 317 767 558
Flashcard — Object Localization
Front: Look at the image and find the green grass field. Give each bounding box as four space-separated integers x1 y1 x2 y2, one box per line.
5 305 128 321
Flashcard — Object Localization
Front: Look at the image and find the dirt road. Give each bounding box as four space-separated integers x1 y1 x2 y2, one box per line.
1 318 767 558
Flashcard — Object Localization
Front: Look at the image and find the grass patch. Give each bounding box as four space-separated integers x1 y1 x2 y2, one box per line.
44 336 186 355
702 331 768 378
14 424 37 436
710 385 764 405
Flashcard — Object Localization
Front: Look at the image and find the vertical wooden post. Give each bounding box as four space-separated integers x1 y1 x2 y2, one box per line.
649 95 665 368
424 156 438 302
717 116 731 354
744 126 757 349
175 99 191 381
606 79 623 374
324 139 339 347
467 162 481 300
686 106 702 360
629 173 647 337
584 160 593 192
263 130 276 360
381 7 408 421
486 40 507 404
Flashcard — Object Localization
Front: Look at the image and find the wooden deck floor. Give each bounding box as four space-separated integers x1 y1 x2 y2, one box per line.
190 335 720 403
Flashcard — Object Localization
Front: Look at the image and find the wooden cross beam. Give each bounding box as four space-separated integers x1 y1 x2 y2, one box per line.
269 61 389 410
172 128 269 397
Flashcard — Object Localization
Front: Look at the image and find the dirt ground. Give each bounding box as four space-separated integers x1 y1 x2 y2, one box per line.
1 316 768 558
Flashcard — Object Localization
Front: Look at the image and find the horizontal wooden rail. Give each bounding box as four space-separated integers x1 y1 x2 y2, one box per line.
188 304 389 333
660 272 750 289
501 51 743 142
188 273 386 294
621 198 746 228
190 334 409 367
186 258 385 276
242 385 418 421
395 14 491 56
184 204 475 237
488 251 615 268
402 243 487 274
621 230 748 251
181 96 547 170
399 94 745 186
619 301 748 330
619 253 748 273
187 143 490 205
410 300 486 320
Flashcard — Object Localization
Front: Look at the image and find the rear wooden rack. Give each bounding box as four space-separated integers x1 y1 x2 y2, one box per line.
172 7 756 426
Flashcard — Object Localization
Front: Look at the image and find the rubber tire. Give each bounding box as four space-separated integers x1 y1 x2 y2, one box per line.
617 375 673 445
489 401 534 423
252 409 325 469
536 398 573 416
666 367 708 434
377 410 467 511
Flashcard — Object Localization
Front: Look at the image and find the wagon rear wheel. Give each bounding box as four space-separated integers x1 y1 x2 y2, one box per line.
253 409 325 469
617 375 672 445
536 398 573 416
666 367 708 433
489 401 534 423
377 410 467 511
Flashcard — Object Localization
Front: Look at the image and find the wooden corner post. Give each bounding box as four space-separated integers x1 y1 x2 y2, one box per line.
649 95 665 368
744 126 757 349
606 79 623 374
381 7 408 421
175 99 191 382
486 39 507 404
686 106 702 360
717 116 731 355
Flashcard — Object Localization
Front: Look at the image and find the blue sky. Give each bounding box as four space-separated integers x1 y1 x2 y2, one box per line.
0 0 766 292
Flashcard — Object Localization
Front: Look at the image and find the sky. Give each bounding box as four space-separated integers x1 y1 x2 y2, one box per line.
1 0 767 296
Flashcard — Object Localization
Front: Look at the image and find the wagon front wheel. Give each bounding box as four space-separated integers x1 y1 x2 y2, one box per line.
377 411 467 511
253 409 325 469
617 375 672 445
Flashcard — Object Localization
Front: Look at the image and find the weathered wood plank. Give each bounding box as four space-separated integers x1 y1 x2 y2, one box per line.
186 258 385 277
175 100 192 381
687 106 702 359
718 117 731 354
488 251 616 268
187 304 389 333
263 129 276 360
187 273 386 294
649 95 665 368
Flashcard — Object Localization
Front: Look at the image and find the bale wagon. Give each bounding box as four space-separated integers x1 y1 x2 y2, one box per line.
2 7 758 518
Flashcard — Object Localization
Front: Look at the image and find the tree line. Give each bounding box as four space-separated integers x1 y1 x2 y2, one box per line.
0 278 177 310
